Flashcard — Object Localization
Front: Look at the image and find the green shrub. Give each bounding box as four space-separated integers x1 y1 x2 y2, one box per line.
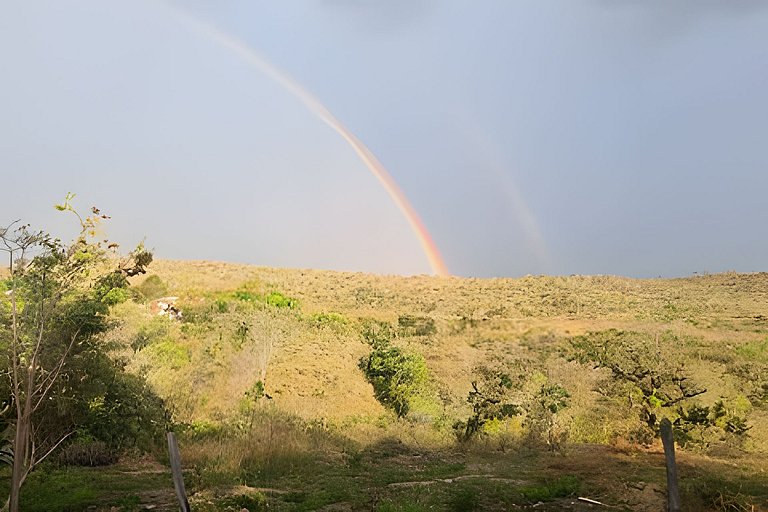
80 371 168 450
233 289 259 302
360 319 395 348
359 345 429 417
265 291 298 309
568 330 706 430
133 275 168 301
310 312 348 328
454 363 524 442
218 491 267 511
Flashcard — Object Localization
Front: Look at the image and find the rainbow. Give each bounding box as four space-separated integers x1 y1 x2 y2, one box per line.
162 4 449 276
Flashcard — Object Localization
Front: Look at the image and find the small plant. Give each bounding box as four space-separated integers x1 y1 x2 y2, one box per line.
310 312 348 328
217 490 267 511
265 291 298 309
519 475 580 502
233 320 250 348
526 383 570 450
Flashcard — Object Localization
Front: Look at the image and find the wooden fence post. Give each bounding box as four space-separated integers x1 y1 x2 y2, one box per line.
167 431 191 512
659 418 681 512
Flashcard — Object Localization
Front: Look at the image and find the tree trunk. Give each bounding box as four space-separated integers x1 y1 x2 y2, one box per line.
9 410 29 512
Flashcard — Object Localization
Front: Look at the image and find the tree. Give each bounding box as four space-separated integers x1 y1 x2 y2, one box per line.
454 364 523 442
568 330 705 434
0 194 152 511
454 357 570 448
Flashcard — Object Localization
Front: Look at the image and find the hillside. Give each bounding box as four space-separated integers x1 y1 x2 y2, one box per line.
121 261 768 432
16 261 768 511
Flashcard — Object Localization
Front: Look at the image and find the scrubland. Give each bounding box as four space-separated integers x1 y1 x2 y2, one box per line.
16 261 768 511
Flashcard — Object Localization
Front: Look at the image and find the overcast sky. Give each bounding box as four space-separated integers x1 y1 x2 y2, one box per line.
2 1 767 277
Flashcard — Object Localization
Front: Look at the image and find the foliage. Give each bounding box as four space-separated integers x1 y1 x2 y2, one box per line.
217 490 268 511
265 291 298 309
360 319 395 348
454 363 524 442
735 338 768 363
674 400 751 448
130 318 169 353
0 197 159 510
568 330 705 430
359 344 429 418
145 339 190 369
454 358 571 448
309 312 348 329
77 366 168 450
525 383 570 450
133 275 168 301
728 362 768 407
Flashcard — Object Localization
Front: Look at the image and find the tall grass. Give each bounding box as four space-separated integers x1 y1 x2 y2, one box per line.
180 407 351 487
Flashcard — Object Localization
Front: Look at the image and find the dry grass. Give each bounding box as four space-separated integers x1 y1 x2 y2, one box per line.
118 262 768 442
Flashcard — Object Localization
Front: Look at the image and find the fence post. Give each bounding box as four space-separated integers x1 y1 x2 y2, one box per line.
167 431 191 512
659 418 681 512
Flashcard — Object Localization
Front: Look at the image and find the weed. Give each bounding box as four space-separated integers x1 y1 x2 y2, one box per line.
518 475 580 502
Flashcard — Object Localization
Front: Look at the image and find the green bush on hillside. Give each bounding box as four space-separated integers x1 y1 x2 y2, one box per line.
360 319 395 348
359 345 429 417
310 312 348 329
265 291 298 309
133 275 168 301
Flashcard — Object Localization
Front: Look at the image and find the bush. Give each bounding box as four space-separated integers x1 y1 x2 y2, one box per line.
57 441 117 467
359 345 429 417
454 363 524 442
133 275 168 301
265 291 298 309
519 475 580 502
79 370 169 451
218 491 267 511
310 312 348 329
360 319 395 348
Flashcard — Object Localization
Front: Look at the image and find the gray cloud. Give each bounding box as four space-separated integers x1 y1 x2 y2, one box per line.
592 0 767 39
317 0 437 34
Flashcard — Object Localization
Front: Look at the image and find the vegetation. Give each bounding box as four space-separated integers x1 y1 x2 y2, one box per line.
2 218 768 510
0 197 163 511
359 342 430 418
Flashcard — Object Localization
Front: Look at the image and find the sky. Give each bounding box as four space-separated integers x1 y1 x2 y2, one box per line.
1 1 767 278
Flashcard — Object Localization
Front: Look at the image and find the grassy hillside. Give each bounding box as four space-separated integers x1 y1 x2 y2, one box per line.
19 261 768 511
120 262 768 433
